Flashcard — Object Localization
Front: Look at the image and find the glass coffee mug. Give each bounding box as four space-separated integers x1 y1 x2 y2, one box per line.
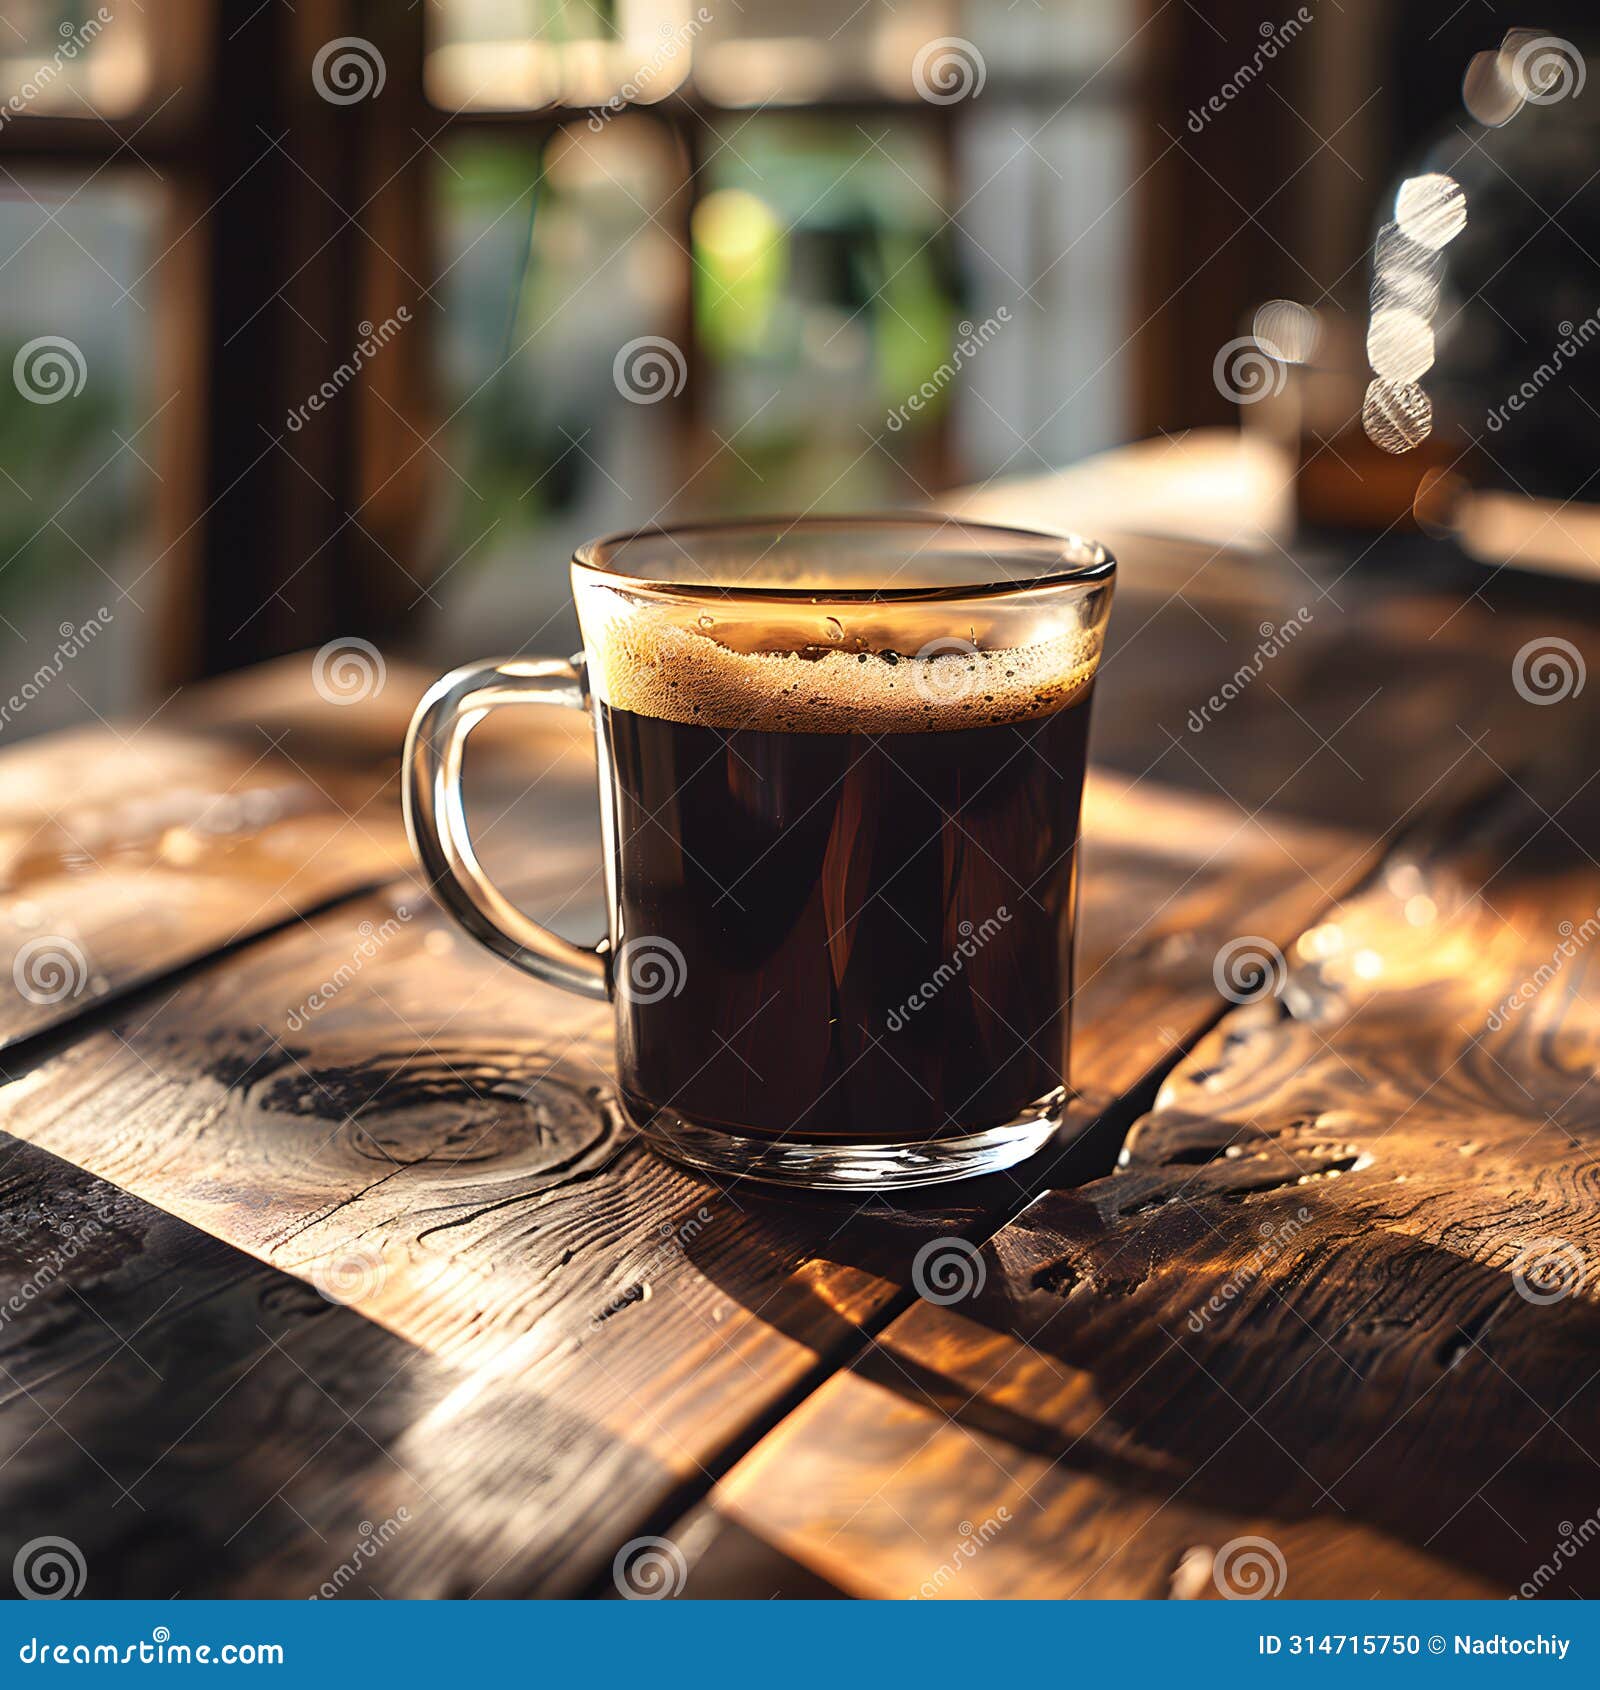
404 516 1114 1189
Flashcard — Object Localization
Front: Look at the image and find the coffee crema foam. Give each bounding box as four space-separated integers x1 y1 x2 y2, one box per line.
582 595 1102 734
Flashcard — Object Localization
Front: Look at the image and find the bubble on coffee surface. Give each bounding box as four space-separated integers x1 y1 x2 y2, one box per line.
581 588 1102 733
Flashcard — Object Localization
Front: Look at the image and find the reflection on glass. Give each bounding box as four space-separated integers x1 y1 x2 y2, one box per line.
1362 173 1465 453
1394 173 1467 251
1362 378 1432 455
1252 299 1320 364
1366 308 1433 383
1461 49 1521 128
1370 222 1442 317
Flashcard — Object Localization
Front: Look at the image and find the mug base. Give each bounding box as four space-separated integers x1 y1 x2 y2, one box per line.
625 1089 1067 1191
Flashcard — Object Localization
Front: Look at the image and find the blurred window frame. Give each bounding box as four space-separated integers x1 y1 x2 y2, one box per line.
0 0 1193 684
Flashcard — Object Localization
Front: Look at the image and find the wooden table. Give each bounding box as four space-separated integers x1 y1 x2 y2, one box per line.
4 527 1600 1601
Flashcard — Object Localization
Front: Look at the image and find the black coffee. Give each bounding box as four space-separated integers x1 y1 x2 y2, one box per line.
601 688 1093 1144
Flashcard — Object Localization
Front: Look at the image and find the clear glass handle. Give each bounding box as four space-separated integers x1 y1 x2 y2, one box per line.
402 656 610 1001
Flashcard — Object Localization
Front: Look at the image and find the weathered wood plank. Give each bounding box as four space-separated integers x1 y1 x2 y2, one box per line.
0 655 599 1053
1089 535 1581 835
0 1130 463 1600
0 771 1367 1596
0 648 420 1054
0 531 1522 1055
11 540 1588 1598
688 783 1600 1599
0 545 1529 1059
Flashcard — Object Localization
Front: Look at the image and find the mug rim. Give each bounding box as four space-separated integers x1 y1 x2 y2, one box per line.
570 511 1116 604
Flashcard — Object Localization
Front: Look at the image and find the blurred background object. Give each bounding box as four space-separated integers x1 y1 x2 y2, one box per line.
1 0 1597 738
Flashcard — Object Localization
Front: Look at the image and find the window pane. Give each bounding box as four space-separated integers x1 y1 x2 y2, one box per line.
695 0 960 107
426 0 975 111
427 0 1136 110
428 0 697 111
687 116 955 513
419 7 1142 661
685 100 1138 508
0 171 163 737
427 121 688 656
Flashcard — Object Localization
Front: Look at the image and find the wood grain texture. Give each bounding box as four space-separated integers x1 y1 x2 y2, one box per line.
0 655 599 1053
0 725 406 1044
11 539 1595 1600
0 771 1367 1596
1088 533 1591 836
0 1129 465 1600
693 783 1600 1599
